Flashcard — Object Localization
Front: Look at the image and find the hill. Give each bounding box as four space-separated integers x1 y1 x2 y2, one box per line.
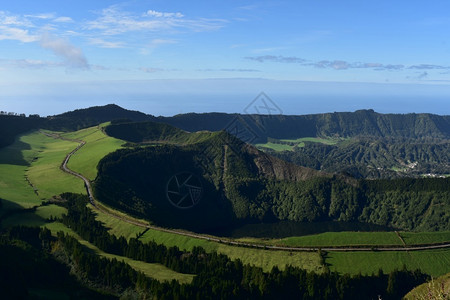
156 109 450 141
95 121 450 232
46 104 154 131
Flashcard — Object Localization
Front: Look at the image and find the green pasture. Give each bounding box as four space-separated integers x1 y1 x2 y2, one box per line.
277 231 403 247
327 249 450 277
255 142 294 152
64 124 124 180
400 231 450 245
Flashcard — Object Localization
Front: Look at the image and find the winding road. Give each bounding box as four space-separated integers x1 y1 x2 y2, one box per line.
47 130 450 253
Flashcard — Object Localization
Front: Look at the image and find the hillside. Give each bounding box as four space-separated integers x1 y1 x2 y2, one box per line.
95 121 450 232
156 109 450 141
46 104 154 131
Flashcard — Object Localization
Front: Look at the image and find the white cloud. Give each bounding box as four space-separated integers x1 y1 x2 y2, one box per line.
54 16 74 23
85 5 225 36
146 10 183 18
25 13 55 20
40 33 89 69
0 26 37 42
89 37 124 48
0 11 33 27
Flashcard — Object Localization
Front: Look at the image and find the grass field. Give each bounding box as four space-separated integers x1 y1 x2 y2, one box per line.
91 206 146 240
280 137 341 145
64 124 124 180
44 222 195 284
255 136 343 152
25 131 85 199
277 231 403 247
255 142 294 152
327 249 450 277
400 231 450 245
0 132 45 211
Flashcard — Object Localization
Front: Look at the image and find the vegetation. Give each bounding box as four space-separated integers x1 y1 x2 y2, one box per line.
278 231 403 247
94 127 450 232
327 249 450 277
64 124 124 180
51 192 430 299
404 272 450 299
264 136 450 178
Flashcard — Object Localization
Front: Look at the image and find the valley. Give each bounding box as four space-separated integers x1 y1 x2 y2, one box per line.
0 105 449 299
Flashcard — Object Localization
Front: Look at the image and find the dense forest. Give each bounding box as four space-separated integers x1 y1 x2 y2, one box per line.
2 192 422 300
94 128 450 232
263 137 450 178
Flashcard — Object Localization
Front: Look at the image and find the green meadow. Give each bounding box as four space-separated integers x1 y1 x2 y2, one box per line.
327 249 450 277
64 124 124 180
276 231 403 247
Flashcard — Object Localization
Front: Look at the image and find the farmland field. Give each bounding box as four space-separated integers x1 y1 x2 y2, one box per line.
327 249 450 277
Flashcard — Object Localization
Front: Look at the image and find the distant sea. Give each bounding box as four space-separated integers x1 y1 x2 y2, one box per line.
1 79 449 116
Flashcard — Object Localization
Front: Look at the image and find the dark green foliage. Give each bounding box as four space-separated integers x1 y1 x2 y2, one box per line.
0 226 116 299
45 104 154 131
267 137 450 178
156 109 450 142
56 193 429 299
94 129 450 231
0 114 42 148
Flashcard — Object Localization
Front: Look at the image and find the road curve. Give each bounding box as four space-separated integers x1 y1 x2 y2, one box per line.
46 130 450 253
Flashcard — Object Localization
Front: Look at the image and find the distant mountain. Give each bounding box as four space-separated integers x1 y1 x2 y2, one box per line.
46 104 155 131
96 121 450 232
155 109 450 142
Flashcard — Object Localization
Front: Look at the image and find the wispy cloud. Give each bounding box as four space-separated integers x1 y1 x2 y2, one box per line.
89 37 124 48
85 5 226 36
40 33 89 69
0 26 37 42
245 55 305 63
245 55 450 72
197 68 260 72
139 67 164 73
0 58 63 69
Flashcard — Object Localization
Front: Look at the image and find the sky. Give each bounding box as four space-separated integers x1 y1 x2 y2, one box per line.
1 0 450 116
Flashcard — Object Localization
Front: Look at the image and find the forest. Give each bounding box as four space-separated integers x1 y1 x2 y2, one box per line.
0 192 422 299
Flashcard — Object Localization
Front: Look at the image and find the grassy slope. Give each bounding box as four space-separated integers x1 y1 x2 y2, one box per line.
26 131 85 199
400 231 450 245
0 132 43 211
64 124 124 180
44 222 194 284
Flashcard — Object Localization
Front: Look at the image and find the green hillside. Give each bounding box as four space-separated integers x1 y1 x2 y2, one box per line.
94 121 450 232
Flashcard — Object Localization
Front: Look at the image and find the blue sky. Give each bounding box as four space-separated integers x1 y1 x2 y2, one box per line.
1 1 450 116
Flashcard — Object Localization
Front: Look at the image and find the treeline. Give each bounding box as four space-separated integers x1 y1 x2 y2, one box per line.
0 226 115 299
55 192 429 299
0 114 42 149
264 137 450 179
